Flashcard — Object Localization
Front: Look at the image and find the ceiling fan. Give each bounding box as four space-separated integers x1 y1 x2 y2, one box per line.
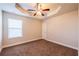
15 3 50 16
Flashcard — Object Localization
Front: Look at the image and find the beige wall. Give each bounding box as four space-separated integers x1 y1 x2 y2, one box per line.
42 10 78 50
2 11 42 48
0 10 2 51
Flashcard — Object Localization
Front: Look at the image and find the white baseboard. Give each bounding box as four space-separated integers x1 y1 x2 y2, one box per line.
2 38 78 50
45 39 78 50
2 38 41 48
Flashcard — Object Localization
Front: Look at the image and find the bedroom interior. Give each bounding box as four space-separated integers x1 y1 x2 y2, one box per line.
0 3 78 56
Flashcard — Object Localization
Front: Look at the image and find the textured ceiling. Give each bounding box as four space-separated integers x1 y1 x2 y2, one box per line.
0 3 78 19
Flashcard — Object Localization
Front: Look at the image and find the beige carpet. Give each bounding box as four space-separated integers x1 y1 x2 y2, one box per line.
0 39 78 56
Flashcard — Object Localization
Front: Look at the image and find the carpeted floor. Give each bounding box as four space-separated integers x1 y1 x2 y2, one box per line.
0 39 78 56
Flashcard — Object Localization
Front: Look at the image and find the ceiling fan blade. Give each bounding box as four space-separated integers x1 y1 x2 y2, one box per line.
15 3 30 14
41 13 44 16
33 13 37 16
27 9 36 11
42 9 50 11
33 12 44 16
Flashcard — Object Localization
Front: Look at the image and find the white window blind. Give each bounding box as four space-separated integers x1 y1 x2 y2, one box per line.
8 18 22 38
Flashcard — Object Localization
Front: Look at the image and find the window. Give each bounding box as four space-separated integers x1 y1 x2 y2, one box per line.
8 18 22 38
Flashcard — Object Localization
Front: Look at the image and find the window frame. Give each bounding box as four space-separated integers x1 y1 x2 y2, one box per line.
8 18 23 39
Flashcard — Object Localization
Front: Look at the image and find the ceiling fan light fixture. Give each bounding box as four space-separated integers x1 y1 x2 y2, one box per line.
36 11 42 16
